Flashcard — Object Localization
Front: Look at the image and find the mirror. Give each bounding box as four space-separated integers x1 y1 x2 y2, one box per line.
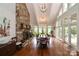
0 17 10 37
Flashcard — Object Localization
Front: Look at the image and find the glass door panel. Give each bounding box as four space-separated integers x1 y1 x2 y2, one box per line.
71 14 77 48
71 25 77 47
64 26 68 43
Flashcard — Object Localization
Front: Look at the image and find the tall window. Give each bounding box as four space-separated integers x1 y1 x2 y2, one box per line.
56 19 62 39
70 3 76 7
39 26 42 34
56 21 59 38
43 26 46 34
64 18 69 43
33 26 53 35
64 26 68 43
63 3 68 13
33 26 38 35
71 14 77 48
59 27 62 39
48 26 52 35
58 8 63 16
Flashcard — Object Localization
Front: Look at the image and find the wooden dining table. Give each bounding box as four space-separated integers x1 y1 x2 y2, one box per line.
37 37 49 48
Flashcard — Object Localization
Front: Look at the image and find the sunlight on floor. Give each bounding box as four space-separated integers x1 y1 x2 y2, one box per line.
32 37 37 48
49 37 56 48
32 37 57 48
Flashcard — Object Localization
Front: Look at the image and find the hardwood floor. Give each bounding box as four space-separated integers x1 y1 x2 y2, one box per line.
14 37 74 56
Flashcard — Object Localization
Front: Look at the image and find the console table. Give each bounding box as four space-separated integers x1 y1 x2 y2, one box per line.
0 41 16 56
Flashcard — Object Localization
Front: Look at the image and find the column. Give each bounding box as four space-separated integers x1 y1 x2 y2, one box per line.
62 18 65 41
77 5 79 50
68 16 71 46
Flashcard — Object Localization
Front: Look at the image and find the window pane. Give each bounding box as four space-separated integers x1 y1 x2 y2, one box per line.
33 26 38 35
70 3 75 7
56 19 62 39
43 26 46 34
39 26 42 34
59 27 62 39
63 3 68 12
48 26 51 35
56 27 58 38
71 23 77 48
71 14 77 48
64 18 68 43
59 8 63 16
64 26 68 43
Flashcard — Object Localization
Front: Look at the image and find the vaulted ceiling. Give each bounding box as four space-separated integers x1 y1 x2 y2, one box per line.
26 3 62 26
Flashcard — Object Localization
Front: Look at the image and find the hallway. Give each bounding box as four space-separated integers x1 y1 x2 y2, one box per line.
0 3 79 56
14 37 72 56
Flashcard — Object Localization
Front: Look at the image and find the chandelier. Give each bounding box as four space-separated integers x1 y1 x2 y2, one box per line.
40 4 47 13
39 4 47 24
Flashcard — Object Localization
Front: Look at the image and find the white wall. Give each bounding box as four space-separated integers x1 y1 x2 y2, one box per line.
0 3 16 38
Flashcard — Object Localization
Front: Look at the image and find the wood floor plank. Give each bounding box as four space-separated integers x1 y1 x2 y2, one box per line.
14 37 71 56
